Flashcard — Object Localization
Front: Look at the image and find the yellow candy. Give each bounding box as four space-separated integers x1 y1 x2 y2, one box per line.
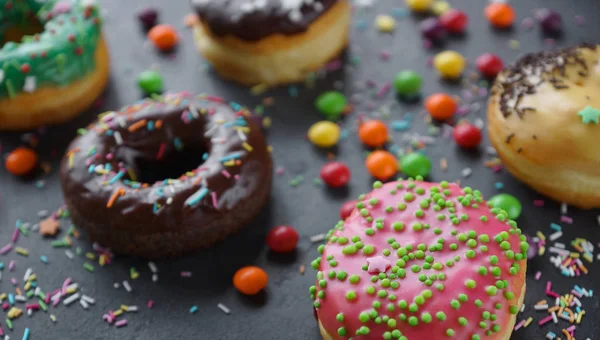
433 50 466 79
431 1 451 16
405 0 433 12
375 15 396 32
308 121 340 148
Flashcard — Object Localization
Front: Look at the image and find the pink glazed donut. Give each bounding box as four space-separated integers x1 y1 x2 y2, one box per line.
310 179 527 340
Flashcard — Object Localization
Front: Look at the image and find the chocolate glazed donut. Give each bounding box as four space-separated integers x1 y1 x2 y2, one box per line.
59 93 272 258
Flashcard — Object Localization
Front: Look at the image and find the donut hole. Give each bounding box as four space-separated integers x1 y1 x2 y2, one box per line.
127 144 209 184
1 18 44 47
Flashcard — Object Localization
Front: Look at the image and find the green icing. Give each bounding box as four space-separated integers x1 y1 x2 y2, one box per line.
0 0 102 98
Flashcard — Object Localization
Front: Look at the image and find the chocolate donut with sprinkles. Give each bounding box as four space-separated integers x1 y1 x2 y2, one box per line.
0 0 109 130
311 179 527 340
59 92 272 258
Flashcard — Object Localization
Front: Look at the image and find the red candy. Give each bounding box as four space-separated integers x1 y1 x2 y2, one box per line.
439 9 468 33
476 53 504 78
266 225 299 253
320 162 351 188
339 200 357 220
453 123 482 148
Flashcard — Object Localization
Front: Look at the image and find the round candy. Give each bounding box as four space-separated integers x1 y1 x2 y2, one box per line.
147 24 179 51
137 8 159 28
439 9 468 33
400 153 432 178
393 70 422 96
476 53 504 78
425 93 457 120
420 17 446 41
430 1 451 16
375 15 396 32
405 0 433 12
358 120 388 148
5 147 38 176
487 193 522 220
266 225 299 253
536 9 562 33
320 162 351 188
453 123 482 149
315 91 347 121
233 266 268 295
433 50 465 79
485 3 515 28
137 70 164 94
308 121 340 148
365 151 398 180
339 200 357 220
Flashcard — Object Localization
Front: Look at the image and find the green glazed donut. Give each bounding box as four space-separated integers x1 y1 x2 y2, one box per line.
0 0 102 98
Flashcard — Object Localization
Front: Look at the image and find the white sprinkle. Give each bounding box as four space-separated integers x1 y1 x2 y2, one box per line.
27 308 32 316
217 303 231 315
148 262 158 273
549 231 563 241
51 292 61 302
534 304 548 310
310 233 325 243
65 250 74 259
560 202 567 215
189 105 199 118
4 335 9 340
80 299 89 309
81 295 95 304
23 268 32 281
555 297 560 306
474 118 484 129
461 167 472 178
152 274 158 282
113 282 120 289
34 287 40 296
63 293 80 306
122 280 132 292
520 304 525 312
486 146 497 155
551 311 558 323
23 76 36 93
288 9 302 22
117 116 127 128
14 295 26 302
66 283 78 291
38 210 49 218
166 197 173 205
553 242 565 249
127 305 138 312
114 131 123 145
237 129 247 141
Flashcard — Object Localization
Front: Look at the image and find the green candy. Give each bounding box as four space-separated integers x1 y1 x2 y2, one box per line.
393 70 422 96
137 70 163 94
401 153 432 178
0 0 103 98
315 91 347 120
487 194 522 220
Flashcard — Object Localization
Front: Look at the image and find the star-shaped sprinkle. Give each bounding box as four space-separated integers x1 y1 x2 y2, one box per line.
366 255 391 274
39 217 60 236
578 106 600 124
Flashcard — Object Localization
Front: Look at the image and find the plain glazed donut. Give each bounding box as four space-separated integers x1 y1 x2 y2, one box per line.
0 0 109 130
488 44 600 208
59 92 272 258
190 0 350 86
310 179 527 340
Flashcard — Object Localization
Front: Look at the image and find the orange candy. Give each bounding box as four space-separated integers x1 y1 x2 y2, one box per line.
358 120 388 147
425 93 457 120
148 24 179 51
485 3 515 28
365 150 398 180
5 147 38 176
233 266 268 295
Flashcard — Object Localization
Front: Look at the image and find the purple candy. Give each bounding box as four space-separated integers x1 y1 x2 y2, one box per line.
420 18 446 41
137 8 159 28
525 235 538 260
536 9 562 33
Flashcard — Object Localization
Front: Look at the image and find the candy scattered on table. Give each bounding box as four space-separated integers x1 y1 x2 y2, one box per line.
487 193 522 220
233 266 268 295
439 8 468 33
147 24 179 51
405 0 433 13
315 91 347 121
365 150 398 180
400 152 432 178
485 3 515 28
433 50 466 79
425 93 457 120
536 9 563 33
320 162 351 188
308 121 341 148
476 53 504 78
5 147 38 176
339 200 357 220
137 8 159 28
453 122 482 149
420 17 446 41
266 226 299 253
137 70 163 94
358 120 388 148
375 15 396 32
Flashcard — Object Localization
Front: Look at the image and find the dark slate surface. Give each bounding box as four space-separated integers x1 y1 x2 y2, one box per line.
0 0 599 339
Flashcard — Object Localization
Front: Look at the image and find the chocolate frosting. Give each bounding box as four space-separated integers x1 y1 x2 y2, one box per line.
191 0 338 41
59 93 272 235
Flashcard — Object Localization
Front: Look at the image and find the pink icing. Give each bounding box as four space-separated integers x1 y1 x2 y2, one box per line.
312 180 527 339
